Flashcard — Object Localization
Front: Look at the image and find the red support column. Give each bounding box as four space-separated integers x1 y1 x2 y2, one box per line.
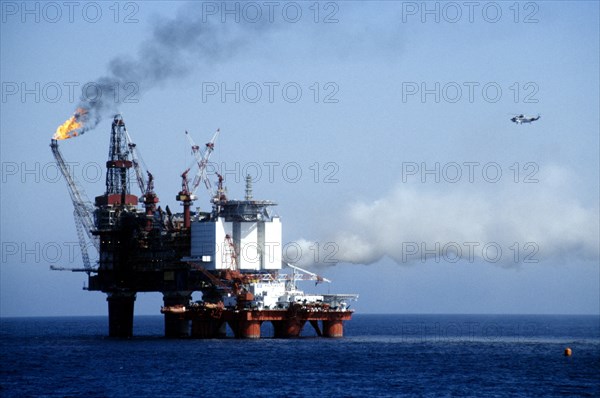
239 320 261 339
323 320 344 338
272 319 306 338
183 201 190 229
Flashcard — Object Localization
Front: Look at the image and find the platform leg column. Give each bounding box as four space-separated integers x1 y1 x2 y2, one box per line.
107 292 136 338
217 322 227 338
163 292 191 338
239 320 261 339
191 319 225 339
287 319 306 338
323 320 344 338
272 321 285 338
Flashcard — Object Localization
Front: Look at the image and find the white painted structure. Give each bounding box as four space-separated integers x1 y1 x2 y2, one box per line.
190 216 282 271
247 281 286 309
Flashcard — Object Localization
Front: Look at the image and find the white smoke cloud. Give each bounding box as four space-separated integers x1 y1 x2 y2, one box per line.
290 166 599 267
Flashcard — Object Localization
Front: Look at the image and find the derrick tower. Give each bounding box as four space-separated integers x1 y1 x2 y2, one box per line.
93 115 139 337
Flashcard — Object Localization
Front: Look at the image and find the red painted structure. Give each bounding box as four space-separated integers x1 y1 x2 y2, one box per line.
162 304 353 339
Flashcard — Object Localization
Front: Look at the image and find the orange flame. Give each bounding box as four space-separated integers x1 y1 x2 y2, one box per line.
53 108 87 140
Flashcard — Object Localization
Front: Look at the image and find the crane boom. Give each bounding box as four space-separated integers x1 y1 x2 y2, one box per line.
176 129 220 229
186 129 220 198
123 128 148 197
50 139 99 267
122 125 159 231
284 262 331 283
73 209 92 269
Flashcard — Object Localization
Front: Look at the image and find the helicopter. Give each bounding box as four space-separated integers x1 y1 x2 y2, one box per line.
511 114 541 124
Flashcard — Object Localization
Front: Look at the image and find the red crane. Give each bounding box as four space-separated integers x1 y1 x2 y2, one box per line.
176 129 220 228
123 124 159 231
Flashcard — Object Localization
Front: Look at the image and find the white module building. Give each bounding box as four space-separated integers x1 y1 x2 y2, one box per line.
189 176 282 271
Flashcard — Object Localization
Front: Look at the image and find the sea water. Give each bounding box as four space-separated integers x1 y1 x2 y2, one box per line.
1 314 598 397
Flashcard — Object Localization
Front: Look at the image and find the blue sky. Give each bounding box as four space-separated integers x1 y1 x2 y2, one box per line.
1 1 598 316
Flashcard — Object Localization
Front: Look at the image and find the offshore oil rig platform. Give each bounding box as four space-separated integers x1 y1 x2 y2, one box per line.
50 112 357 338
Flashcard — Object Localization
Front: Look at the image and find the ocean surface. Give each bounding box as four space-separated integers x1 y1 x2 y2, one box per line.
1 314 598 397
